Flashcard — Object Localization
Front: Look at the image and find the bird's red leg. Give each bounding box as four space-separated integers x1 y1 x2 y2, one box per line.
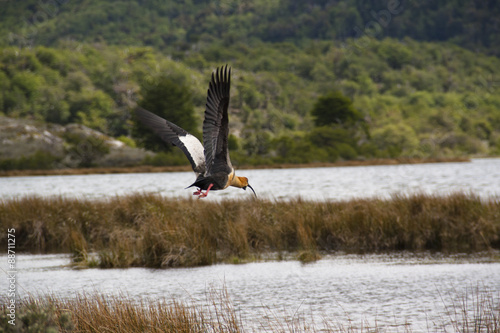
198 183 214 199
193 188 202 196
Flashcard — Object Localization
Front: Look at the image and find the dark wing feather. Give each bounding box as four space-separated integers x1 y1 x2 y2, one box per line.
202 65 232 175
135 106 205 175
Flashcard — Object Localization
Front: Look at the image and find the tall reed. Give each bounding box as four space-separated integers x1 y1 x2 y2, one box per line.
0 291 241 333
1 192 499 268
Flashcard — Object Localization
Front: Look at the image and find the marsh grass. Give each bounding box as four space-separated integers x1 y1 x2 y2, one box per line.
1 287 498 332
0 290 240 333
1 192 499 268
441 286 500 333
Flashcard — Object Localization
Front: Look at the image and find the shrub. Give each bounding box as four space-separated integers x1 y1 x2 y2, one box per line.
0 151 60 171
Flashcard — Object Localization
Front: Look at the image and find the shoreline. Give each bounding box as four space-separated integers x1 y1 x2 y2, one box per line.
0 156 471 177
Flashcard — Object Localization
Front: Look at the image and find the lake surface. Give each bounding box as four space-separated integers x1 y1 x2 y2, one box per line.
0 158 499 201
1 253 498 331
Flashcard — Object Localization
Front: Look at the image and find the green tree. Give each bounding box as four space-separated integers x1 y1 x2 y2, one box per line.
309 91 368 160
64 133 110 168
372 123 419 157
311 90 363 128
308 127 356 161
67 89 114 132
134 75 197 152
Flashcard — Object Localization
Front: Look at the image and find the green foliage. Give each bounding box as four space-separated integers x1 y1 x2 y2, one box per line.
69 89 115 132
3 0 499 55
0 300 74 332
116 135 136 148
0 151 60 171
311 90 363 127
377 39 412 70
0 13 499 168
228 134 240 151
308 91 367 161
11 71 43 100
64 133 110 168
272 134 326 164
372 123 420 157
308 127 356 161
134 75 197 152
142 151 189 167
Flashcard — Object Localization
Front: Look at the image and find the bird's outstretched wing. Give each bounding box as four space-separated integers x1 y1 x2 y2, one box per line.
202 65 232 175
135 106 205 175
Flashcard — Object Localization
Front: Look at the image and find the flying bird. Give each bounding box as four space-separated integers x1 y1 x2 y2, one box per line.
135 65 256 198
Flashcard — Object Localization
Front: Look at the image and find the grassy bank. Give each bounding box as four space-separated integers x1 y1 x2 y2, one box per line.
1 192 499 268
1 288 499 332
0 157 471 177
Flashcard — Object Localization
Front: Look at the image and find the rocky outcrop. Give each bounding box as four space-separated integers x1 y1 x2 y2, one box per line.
0 116 151 169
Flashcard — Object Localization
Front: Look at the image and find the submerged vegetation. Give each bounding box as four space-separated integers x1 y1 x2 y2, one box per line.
1 192 499 268
1 287 499 332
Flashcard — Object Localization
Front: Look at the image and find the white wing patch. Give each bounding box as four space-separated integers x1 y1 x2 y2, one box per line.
179 134 205 168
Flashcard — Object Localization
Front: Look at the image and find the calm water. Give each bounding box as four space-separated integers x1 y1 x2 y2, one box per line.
1 253 498 331
0 158 499 201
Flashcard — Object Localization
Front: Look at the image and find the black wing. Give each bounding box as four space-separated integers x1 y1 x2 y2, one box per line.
202 65 232 175
135 106 205 175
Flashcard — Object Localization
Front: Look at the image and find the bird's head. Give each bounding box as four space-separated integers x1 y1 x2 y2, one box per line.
237 176 256 197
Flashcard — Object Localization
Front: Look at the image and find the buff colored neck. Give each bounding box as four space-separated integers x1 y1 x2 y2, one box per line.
230 176 247 188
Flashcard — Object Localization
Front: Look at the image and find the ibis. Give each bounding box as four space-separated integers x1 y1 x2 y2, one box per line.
135 65 256 198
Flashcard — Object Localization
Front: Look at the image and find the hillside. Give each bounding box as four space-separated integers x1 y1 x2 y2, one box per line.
2 0 499 56
0 1 499 170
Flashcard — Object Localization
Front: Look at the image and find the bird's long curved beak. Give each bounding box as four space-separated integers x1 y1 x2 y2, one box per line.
246 184 257 197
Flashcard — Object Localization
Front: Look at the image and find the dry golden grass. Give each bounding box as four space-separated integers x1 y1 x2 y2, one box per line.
1 192 499 268
0 290 241 333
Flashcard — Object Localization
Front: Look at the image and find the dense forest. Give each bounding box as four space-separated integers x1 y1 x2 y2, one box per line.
0 0 499 169
3 0 500 55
